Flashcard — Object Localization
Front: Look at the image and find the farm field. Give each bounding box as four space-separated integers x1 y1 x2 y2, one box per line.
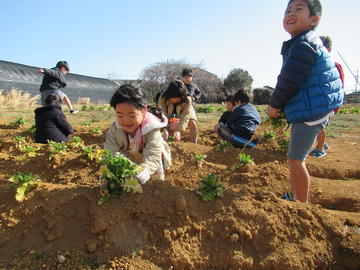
0 104 360 270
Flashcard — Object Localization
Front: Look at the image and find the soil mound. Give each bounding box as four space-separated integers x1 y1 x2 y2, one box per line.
0 124 360 270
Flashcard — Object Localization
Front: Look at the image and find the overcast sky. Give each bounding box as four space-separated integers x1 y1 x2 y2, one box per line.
1 0 359 93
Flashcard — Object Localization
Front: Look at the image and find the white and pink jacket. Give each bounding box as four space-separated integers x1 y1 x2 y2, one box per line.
104 111 172 183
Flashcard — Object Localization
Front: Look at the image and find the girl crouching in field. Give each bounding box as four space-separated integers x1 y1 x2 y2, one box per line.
158 80 198 143
104 85 171 184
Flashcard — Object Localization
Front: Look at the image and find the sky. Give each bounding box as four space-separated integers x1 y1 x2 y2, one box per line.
1 0 359 93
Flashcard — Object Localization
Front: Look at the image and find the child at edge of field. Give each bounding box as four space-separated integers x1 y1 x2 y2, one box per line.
214 95 236 130
308 35 345 158
267 0 344 203
104 84 172 184
34 93 74 143
216 89 260 147
37 60 78 114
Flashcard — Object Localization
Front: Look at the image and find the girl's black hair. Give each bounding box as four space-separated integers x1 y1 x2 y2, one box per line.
45 93 62 105
234 89 250 104
181 68 193 77
225 95 236 105
110 84 147 109
288 0 322 16
161 80 190 103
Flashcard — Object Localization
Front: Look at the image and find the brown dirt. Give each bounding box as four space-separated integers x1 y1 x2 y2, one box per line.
0 117 360 270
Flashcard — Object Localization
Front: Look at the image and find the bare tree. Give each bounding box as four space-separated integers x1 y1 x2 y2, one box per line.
140 60 224 103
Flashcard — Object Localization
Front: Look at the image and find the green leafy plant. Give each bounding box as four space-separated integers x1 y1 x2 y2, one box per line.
195 174 224 201
28 124 36 134
81 121 92 127
13 135 26 148
278 138 289 152
91 127 102 134
196 106 215 113
70 136 84 148
99 150 142 205
82 146 104 163
167 136 175 144
216 107 226 113
47 140 67 159
193 154 206 167
19 145 40 160
216 140 231 152
232 153 254 170
10 117 25 127
7 173 39 201
262 111 287 130
262 130 276 139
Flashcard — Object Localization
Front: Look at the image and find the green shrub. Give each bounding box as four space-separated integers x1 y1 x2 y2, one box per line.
10 117 25 127
232 153 254 170
216 140 231 152
7 173 39 201
195 174 224 201
99 151 142 204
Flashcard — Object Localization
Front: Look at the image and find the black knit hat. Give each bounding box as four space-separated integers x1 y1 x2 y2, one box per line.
55 61 70 72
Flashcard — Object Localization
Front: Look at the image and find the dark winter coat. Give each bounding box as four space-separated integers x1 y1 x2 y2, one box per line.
269 30 343 123
185 82 201 103
218 111 232 124
34 105 74 143
226 103 261 140
39 68 67 92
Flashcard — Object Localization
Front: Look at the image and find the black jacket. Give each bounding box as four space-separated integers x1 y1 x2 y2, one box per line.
34 105 74 143
185 82 201 103
218 111 232 124
226 103 260 140
39 68 67 92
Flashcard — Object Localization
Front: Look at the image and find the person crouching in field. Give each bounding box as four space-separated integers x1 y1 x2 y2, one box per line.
158 80 199 143
104 85 171 184
217 89 260 147
34 94 74 143
267 0 343 203
214 95 236 131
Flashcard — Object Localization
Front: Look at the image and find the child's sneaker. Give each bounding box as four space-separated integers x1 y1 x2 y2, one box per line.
70 108 79 114
323 143 330 152
309 148 327 158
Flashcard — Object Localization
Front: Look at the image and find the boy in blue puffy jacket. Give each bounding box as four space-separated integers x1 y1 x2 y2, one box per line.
268 0 343 203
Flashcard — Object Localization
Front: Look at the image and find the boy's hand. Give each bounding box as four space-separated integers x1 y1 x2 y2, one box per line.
267 106 280 118
36 69 44 74
162 128 169 141
173 131 181 141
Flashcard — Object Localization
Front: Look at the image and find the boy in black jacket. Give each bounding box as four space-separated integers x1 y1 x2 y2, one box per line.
181 68 202 107
214 95 236 130
37 61 78 114
217 89 260 147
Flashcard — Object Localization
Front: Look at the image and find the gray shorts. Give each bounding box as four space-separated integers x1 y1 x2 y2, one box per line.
41 90 66 106
288 120 328 161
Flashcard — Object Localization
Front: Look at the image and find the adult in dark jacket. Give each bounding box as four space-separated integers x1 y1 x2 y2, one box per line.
34 94 74 144
181 68 202 106
217 89 260 147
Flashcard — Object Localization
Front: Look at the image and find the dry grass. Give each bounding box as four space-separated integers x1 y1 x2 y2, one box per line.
0 89 40 110
77 97 91 105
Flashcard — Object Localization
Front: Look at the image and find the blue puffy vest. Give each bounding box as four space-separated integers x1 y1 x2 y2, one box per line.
284 33 344 123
